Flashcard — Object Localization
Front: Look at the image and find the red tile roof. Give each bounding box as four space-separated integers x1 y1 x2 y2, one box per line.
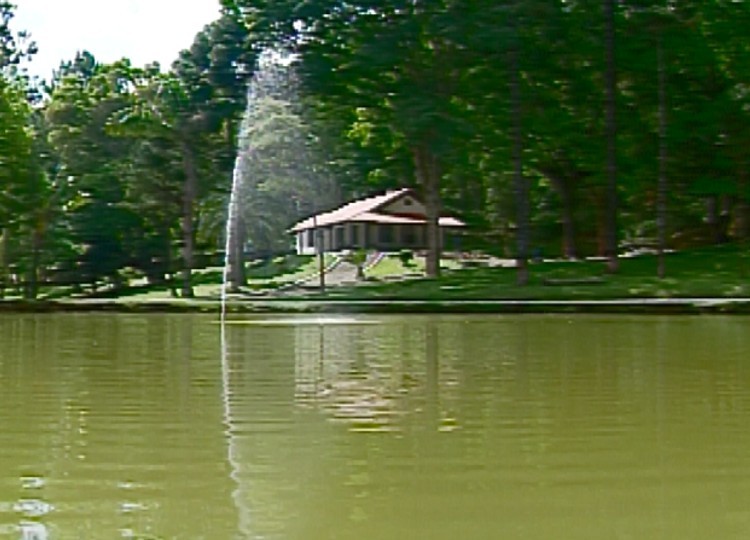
289 188 465 232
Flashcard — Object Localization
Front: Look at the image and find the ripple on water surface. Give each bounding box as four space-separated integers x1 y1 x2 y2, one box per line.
219 316 381 326
3 314 750 539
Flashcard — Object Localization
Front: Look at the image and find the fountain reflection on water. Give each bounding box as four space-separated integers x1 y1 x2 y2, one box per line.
220 50 298 537
5 315 750 537
219 47 342 536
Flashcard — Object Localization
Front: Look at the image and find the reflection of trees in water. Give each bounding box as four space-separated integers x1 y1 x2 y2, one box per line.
219 316 750 539
0 315 234 539
292 320 462 433
224 321 444 538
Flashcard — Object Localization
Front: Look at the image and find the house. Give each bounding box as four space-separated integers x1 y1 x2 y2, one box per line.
289 188 465 255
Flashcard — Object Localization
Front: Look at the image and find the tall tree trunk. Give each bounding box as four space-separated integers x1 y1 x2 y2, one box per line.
26 227 42 300
738 162 749 279
180 139 198 298
227 203 246 292
604 0 619 273
706 195 730 244
560 183 577 260
413 144 442 278
0 227 10 298
545 173 577 260
597 210 607 257
163 227 177 297
510 23 528 285
737 163 749 242
0 228 8 299
657 36 668 279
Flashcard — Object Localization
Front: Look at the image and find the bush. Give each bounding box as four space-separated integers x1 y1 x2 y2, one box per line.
398 249 414 267
346 249 367 266
342 249 368 279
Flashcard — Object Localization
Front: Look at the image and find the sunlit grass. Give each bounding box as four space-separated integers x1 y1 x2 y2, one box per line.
11 243 750 306
323 244 750 301
365 254 461 279
365 255 415 278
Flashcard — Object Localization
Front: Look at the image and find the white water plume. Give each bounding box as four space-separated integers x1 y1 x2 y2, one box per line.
220 47 325 536
221 48 336 318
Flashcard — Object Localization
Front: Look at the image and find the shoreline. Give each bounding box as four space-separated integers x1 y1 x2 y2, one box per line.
2 297 750 315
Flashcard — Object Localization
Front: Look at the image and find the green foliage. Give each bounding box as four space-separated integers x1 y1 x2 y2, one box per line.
3 0 750 298
219 0 750 273
247 254 310 279
342 248 368 279
0 1 37 70
0 71 50 297
398 249 414 267
0 76 34 217
232 66 338 255
324 245 750 301
346 249 367 266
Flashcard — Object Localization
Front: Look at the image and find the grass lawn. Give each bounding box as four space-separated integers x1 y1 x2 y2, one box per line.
319 244 750 301
5 244 750 308
365 253 462 279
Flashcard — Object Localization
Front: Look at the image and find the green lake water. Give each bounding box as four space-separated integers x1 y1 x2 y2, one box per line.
1 313 749 539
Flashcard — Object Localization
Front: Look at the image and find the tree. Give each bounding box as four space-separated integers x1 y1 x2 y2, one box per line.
656 32 667 278
44 55 145 290
603 0 619 273
509 9 528 285
224 0 476 278
133 15 254 297
700 0 750 245
0 1 36 70
0 75 37 295
0 1 45 297
225 53 342 290
110 14 255 297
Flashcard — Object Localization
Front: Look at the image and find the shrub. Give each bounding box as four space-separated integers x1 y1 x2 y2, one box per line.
345 249 368 279
398 249 414 267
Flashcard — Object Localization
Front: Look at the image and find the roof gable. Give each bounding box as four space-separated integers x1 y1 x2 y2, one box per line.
289 188 465 231
290 188 413 231
380 192 426 217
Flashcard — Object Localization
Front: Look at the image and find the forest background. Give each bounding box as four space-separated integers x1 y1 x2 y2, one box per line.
1 0 749 299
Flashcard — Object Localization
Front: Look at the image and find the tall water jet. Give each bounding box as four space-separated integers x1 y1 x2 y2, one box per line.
222 102 250 307
219 52 342 533
221 51 290 318
221 54 270 316
221 49 337 319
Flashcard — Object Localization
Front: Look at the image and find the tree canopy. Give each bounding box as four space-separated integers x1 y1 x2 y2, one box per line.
1 0 749 296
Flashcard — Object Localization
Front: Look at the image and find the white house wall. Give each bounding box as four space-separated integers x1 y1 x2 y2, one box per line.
294 220 448 256
296 231 314 256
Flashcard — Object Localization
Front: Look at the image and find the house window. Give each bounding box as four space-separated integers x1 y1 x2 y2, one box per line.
403 226 417 246
306 229 314 248
335 227 344 248
403 197 413 207
351 224 360 247
378 226 394 245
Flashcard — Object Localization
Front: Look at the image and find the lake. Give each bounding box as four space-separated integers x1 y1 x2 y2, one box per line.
1 313 749 539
